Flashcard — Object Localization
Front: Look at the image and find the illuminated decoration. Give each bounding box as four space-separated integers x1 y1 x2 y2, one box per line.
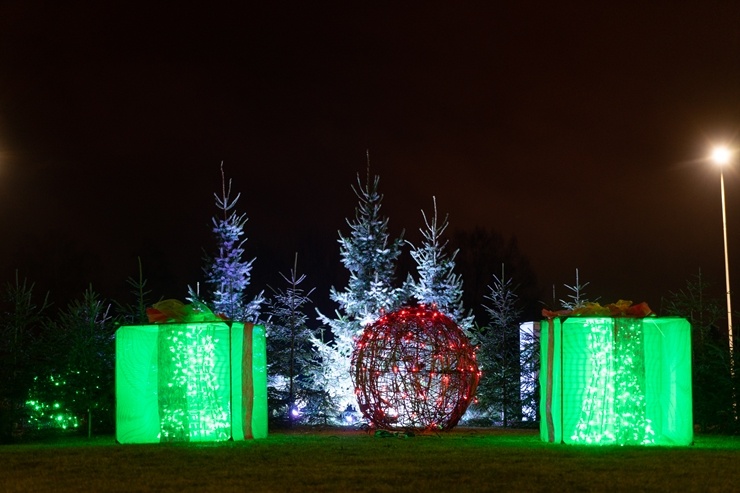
25 375 80 432
540 313 693 446
351 305 480 431
25 398 79 431
115 321 267 443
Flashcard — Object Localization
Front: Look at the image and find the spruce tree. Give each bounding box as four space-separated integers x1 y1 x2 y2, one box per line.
46 286 116 438
558 268 592 310
201 164 264 322
265 254 318 425
473 265 523 427
313 165 405 423
406 196 474 331
114 257 152 325
0 273 50 442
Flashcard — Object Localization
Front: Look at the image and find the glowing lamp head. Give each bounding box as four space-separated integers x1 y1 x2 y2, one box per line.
711 146 733 166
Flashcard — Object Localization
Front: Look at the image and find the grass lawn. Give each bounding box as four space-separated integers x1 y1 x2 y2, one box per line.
1 427 739 492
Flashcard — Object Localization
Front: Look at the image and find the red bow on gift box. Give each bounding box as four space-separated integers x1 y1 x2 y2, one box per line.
146 299 229 323
542 300 653 319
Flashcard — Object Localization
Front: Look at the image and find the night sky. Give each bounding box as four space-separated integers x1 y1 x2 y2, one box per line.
2 2 740 318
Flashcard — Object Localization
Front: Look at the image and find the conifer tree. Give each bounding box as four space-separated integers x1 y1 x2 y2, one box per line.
201 164 264 321
265 254 318 424
0 273 50 442
473 265 523 427
558 268 592 310
47 286 116 438
406 196 474 331
313 164 405 422
115 257 152 325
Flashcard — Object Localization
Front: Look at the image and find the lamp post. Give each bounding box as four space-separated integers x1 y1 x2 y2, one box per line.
711 146 735 387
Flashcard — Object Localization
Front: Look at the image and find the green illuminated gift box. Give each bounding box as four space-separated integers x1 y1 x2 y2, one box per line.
115 322 267 443
540 316 693 446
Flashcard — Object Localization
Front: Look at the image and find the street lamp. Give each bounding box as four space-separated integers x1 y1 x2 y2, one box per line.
711 145 735 383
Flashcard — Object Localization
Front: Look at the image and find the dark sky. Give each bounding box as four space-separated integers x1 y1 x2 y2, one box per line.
2 1 740 315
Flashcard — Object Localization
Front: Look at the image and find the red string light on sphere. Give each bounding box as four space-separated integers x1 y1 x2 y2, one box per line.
351 305 480 431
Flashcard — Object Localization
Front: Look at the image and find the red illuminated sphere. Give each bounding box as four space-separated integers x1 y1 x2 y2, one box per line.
351 305 480 431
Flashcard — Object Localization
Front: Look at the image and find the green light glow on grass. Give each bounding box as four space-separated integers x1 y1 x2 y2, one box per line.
541 317 692 446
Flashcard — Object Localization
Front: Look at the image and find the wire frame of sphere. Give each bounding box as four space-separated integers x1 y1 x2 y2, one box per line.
351 306 480 431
